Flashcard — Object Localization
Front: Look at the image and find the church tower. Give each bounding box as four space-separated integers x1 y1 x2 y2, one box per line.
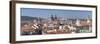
51 15 54 21
76 19 81 26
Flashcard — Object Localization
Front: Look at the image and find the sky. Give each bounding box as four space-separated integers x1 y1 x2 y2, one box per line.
21 8 92 19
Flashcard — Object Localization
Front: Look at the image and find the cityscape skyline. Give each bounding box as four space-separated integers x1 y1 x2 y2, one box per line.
21 8 92 35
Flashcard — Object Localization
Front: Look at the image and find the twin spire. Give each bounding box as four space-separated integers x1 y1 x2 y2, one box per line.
51 15 57 21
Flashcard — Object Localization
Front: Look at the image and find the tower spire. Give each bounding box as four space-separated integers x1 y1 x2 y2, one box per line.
55 15 57 20
51 14 54 21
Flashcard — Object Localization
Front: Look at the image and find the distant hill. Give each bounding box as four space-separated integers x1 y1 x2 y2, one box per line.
21 16 45 21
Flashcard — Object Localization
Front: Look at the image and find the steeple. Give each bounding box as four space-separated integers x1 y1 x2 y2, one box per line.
76 19 81 26
51 14 54 21
87 15 91 23
55 15 57 20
